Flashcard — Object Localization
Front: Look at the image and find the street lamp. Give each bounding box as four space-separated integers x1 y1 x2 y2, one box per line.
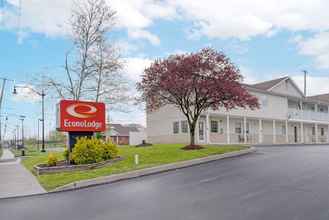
13 85 46 152
19 115 25 148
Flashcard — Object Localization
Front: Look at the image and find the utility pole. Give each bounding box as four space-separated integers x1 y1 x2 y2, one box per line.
0 78 7 148
41 90 46 152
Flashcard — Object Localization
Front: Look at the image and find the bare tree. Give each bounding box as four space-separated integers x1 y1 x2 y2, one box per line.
47 0 129 104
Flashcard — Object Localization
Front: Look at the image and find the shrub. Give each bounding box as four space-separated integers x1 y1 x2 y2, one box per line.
63 149 70 162
47 153 58 167
101 142 118 160
71 137 119 165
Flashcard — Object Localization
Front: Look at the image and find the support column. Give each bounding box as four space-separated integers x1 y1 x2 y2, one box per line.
315 124 318 143
272 120 276 144
243 116 247 144
327 124 329 143
300 122 304 143
226 115 230 144
285 120 289 143
206 113 210 144
258 119 263 144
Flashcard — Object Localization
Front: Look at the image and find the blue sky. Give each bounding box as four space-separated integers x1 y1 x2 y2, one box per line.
1 0 329 138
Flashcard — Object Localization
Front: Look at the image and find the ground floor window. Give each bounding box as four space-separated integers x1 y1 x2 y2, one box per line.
173 121 179 134
211 120 218 133
181 121 188 133
312 126 316 136
321 127 325 136
281 125 286 135
235 122 242 134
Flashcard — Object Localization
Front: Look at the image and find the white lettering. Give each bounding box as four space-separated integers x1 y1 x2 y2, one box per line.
63 119 102 129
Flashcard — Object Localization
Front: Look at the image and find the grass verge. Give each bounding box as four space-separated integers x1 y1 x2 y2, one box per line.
21 144 248 191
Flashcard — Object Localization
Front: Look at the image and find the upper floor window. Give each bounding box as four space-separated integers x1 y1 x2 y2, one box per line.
173 121 179 134
260 95 268 107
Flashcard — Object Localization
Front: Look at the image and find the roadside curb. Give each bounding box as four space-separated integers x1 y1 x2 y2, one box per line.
51 147 256 193
0 158 17 163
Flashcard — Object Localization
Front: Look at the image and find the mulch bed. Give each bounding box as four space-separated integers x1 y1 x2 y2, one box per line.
34 157 123 175
181 145 204 150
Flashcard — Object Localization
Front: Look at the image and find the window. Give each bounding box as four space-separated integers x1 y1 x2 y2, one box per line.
260 95 268 108
235 122 242 134
211 120 218 133
219 120 224 134
321 127 325 136
181 121 188 133
173 121 179 134
312 126 315 136
281 125 287 135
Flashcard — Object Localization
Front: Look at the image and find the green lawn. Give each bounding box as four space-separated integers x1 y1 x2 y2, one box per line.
21 144 248 191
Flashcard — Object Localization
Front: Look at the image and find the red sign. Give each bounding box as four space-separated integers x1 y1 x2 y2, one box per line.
57 100 106 132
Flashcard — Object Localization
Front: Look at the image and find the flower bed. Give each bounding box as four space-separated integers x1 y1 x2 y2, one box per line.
34 157 123 175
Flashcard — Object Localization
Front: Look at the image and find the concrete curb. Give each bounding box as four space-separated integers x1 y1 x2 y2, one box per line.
0 158 17 163
51 147 256 193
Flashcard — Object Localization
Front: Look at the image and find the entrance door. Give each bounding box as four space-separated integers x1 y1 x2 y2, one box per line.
294 126 298 143
198 121 205 143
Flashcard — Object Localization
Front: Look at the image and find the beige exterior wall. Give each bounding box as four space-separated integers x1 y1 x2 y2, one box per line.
146 80 329 145
270 79 303 98
209 91 288 120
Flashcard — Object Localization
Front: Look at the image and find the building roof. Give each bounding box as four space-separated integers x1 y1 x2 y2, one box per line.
250 76 289 91
306 93 329 103
245 76 329 105
106 124 140 137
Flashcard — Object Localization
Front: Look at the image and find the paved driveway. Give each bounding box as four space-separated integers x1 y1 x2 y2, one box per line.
1 145 329 220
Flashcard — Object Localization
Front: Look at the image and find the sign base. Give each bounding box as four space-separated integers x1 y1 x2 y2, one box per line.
68 131 94 152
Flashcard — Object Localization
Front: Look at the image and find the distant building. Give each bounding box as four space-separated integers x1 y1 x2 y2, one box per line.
104 123 145 145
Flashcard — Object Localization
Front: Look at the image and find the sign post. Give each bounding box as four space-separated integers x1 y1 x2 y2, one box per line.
57 100 106 151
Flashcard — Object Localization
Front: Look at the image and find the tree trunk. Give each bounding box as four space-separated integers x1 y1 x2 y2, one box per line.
189 123 196 146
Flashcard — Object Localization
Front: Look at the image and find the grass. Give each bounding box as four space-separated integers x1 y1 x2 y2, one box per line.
11 144 64 157
21 144 248 191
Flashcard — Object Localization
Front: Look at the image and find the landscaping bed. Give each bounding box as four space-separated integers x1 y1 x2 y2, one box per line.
34 157 123 175
22 144 248 191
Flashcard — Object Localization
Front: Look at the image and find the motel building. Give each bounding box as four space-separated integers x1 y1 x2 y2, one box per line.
147 76 329 145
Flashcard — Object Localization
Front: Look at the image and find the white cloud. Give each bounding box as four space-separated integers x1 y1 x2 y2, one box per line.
127 29 160 46
296 32 329 69
12 84 41 102
172 0 329 40
123 57 153 82
292 75 329 96
1 0 176 44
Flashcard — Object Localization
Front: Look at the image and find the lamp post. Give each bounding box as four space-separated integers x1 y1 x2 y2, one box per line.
37 118 42 151
19 115 25 148
13 86 46 152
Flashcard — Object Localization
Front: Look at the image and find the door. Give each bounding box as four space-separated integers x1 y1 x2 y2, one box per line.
294 126 298 143
198 121 205 143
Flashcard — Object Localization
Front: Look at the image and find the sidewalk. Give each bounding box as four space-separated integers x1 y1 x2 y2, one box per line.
0 149 45 199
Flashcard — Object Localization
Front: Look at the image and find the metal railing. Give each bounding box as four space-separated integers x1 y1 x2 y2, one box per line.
288 109 329 122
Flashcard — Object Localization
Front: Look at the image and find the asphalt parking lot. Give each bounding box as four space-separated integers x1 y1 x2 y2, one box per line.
1 145 329 220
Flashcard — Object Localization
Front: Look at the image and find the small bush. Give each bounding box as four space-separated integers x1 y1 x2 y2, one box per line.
63 149 70 162
101 142 118 160
47 153 58 167
71 137 119 165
